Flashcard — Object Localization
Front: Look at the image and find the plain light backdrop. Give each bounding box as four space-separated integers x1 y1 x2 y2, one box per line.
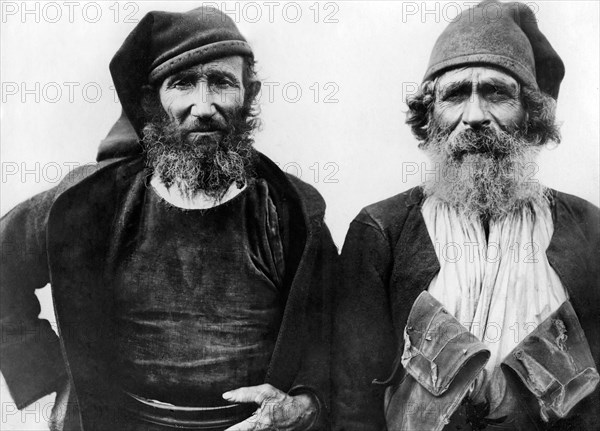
1 1 598 429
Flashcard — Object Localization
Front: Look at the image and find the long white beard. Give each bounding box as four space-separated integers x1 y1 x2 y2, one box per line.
422 127 549 219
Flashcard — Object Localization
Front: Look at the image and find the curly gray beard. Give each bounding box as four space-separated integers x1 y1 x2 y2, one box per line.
422 122 550 219
142 108 258 201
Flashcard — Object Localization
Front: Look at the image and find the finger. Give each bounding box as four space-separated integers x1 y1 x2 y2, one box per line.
223 384 282 405
224 418 257 431
224 413 268 431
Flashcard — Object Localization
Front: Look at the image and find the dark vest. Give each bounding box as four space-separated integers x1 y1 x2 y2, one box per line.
111 177 285 406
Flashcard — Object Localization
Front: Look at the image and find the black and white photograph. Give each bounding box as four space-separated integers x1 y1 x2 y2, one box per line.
1 1 598 430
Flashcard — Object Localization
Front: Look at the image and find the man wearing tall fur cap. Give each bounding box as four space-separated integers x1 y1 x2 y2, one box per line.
0 6 336 431
333 1 599 430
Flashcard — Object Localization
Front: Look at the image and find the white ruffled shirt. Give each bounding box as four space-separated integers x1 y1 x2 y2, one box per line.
422 197 568 377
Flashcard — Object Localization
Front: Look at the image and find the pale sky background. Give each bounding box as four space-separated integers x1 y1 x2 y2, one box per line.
1 1 599 429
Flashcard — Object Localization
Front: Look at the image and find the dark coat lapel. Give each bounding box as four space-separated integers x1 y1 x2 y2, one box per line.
251 153 328 390
390 188 440 332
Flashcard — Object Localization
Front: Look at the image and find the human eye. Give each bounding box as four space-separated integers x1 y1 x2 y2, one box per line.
207 73 238 89
166 73 196 90
440 86 470 102
171 77 194 89
481 83 513 101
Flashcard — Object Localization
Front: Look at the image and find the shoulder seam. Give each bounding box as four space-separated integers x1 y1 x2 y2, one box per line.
351 213 393 254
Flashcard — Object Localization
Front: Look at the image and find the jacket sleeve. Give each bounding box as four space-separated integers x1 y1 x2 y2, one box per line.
0 189 68 409
551 196 600 430
332 215 397 431
290 221 338 430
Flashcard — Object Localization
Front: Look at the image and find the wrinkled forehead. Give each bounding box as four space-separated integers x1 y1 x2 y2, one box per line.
434 66 520 94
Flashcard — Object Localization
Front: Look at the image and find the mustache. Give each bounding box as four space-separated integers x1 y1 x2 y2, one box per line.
438 126 526 160
422 119 547 218
178 107 254 137
180 117 228 135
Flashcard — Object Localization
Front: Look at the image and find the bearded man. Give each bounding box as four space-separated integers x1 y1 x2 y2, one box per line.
0 7 335 431
333 1 599 430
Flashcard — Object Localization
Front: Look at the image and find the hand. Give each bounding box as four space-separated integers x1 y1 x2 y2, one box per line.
49 379 71 431
222 384 318 431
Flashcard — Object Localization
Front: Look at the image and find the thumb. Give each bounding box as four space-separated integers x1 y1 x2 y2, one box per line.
222 384 281 405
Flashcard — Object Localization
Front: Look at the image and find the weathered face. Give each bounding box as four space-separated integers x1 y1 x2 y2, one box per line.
143 55 257 200
421 67 550 218
158 55 246 145
432 67 526 138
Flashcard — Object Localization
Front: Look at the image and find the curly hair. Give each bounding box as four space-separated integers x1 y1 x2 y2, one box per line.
405 78 561 148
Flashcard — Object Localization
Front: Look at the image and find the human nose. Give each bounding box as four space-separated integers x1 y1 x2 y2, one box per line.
461 93 490 129
189 83 217 118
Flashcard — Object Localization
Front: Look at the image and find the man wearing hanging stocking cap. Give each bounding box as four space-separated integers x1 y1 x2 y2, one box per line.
333 1 599 430
0 6 336 431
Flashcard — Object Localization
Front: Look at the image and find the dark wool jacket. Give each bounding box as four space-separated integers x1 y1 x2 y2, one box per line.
333 187 600 431
0 152 337 431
